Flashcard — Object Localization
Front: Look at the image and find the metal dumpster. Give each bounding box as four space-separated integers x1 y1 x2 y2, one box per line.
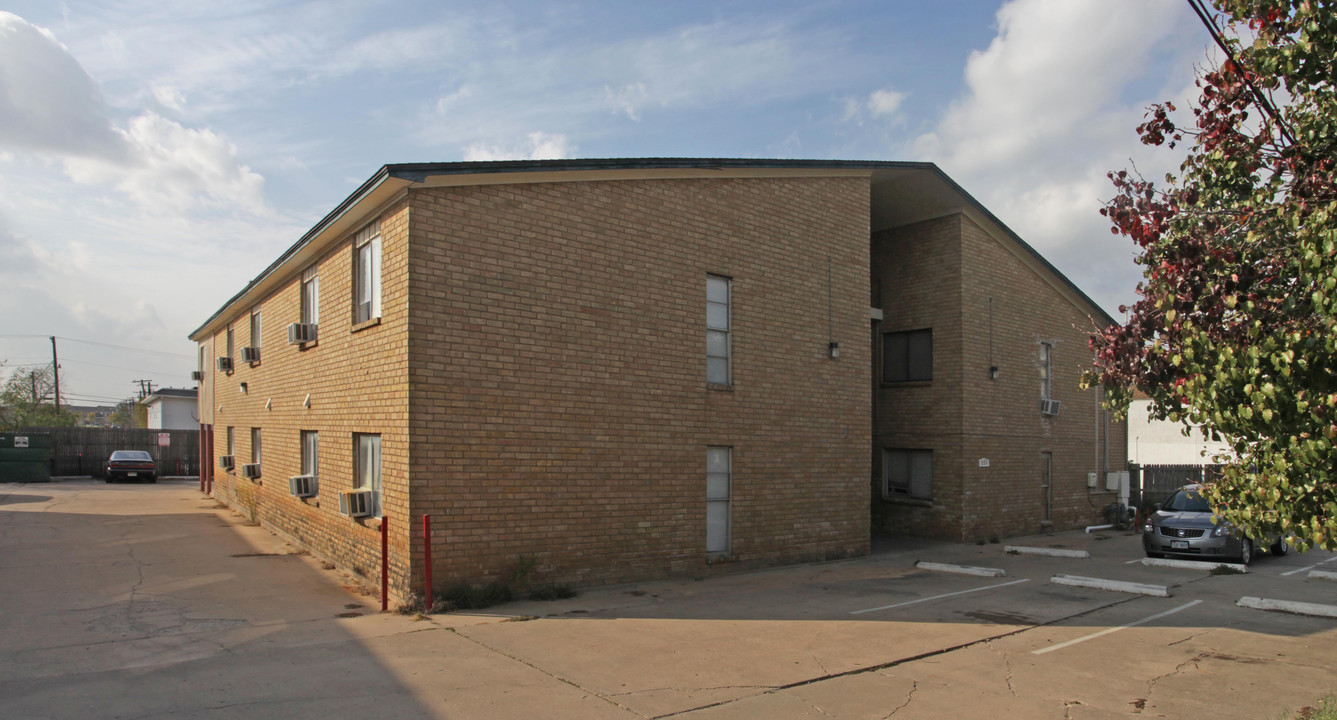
0 432 53 483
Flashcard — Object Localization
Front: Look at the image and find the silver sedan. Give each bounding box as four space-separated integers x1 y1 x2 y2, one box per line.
1142 484 1286 565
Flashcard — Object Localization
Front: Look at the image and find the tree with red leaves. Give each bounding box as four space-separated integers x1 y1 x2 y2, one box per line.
1088 0 1337 551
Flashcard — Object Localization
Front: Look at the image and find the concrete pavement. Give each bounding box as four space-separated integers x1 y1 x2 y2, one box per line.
2 479 1334 719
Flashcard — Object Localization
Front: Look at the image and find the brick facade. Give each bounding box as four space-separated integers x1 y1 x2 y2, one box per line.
193 160 1123 604
871 213 1127 542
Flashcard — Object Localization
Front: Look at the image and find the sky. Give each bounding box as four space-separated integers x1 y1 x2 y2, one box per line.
0 0 1213 407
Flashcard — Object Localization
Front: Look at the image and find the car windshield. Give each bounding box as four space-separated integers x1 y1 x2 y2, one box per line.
111 451 152 461
1163 488 1211 513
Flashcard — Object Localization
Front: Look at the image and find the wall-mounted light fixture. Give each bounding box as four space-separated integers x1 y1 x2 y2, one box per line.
990 366 999 380
265 398 272 410
239 382 248 394
829 341 840 358
303 393 311 409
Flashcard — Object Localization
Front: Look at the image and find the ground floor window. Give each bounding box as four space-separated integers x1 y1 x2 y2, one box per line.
301 430 318 477
706 446 732 553
354 433 382 518
883 448 933 500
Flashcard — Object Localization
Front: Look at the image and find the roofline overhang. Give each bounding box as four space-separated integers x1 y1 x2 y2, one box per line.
189 158 1113 341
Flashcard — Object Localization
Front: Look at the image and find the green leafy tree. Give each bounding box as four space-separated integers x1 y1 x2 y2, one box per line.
107 398 146 429
1089 0 1337 551
0 366 78 430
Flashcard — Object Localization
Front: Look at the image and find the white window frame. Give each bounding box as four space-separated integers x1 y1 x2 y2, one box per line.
225 326 234 360
301 430 319 478
883 448 933 501
226 426 235 457
706 446 732 553
706 275 731 385
250 427 262 465
354 222 382 324
354 433 382 518
301 266 320 326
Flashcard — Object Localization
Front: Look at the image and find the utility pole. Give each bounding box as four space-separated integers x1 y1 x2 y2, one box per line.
30 371 37 402
50 336 60 410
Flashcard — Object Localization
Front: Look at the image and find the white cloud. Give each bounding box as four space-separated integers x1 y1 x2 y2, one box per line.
63 111 267 214
0 11 124 158
906 0 1203 314
605 83 649 121
0 13 267 215
152 84 185 111
463 132 575 162
867 89 905 117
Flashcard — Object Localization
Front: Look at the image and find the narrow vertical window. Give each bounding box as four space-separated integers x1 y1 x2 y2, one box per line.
706 446 732 553
250 309 262 349
706 275 731 385
355 433 382 517
225 327 234 360
1040 342 1053 400
301 266 320 325
301 430 319 477
226 426 235 458
250 428 262 465
354 222 382 324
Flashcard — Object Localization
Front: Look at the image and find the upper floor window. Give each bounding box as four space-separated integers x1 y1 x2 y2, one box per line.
883 329 932 383
707 275 731 385
250 427 262 464
1040 342 1053 400
226 426 235 457
354 221 382 324
225 326 234 359
301 266 320 325
250 309 262 349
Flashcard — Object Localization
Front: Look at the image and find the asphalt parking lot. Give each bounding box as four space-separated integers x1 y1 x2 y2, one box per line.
2 479 1334 719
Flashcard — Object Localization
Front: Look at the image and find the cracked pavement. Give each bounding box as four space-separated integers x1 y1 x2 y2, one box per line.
2 480 1335 719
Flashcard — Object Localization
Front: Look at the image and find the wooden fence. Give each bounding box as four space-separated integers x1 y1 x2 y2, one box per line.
20 427 199 478
1128 463 1223 507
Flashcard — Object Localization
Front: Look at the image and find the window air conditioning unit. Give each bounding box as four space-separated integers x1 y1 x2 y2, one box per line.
1041 398 1061 416
288 322 318 345
240 346 261 364
339 489 375 518
219 455 235 470
241 463 262 479
217 357 234 372
191 370 205 381
289 474 318 498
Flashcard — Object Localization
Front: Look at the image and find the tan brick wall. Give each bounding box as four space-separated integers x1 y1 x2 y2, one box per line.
871 214 1127 541
206 198 415 600
406 176 872 592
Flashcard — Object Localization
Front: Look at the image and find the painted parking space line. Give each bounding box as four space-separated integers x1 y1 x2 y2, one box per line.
1281 555 1337 577
1032 600 1203 655
850 578 1032 615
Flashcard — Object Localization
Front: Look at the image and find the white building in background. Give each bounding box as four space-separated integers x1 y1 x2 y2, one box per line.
141 388 199 430
1127 397 1232 466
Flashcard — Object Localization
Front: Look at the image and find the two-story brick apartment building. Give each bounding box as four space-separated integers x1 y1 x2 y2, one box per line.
190 159 1124 604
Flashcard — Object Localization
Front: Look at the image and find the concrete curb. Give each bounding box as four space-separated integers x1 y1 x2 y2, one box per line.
1051 574 1171 597
915 561 1006 577
1309 570 1337 582
1237 596 1337 618
1141 558 1249 573
1005 546 1090 559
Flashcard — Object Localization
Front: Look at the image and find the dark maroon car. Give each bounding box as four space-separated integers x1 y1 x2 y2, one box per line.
106 450 156 483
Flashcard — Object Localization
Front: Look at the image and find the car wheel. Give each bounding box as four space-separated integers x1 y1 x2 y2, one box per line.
149 478 157 484
1238 538 1253 566
1271 539 1288 556
104 477 112 483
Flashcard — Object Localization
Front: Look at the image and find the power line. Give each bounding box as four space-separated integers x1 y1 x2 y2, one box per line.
1185 0 1297 147
0 334 193 359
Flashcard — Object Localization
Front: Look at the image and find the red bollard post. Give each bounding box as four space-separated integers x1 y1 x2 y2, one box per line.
381 515 389 612
422 514 433 612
